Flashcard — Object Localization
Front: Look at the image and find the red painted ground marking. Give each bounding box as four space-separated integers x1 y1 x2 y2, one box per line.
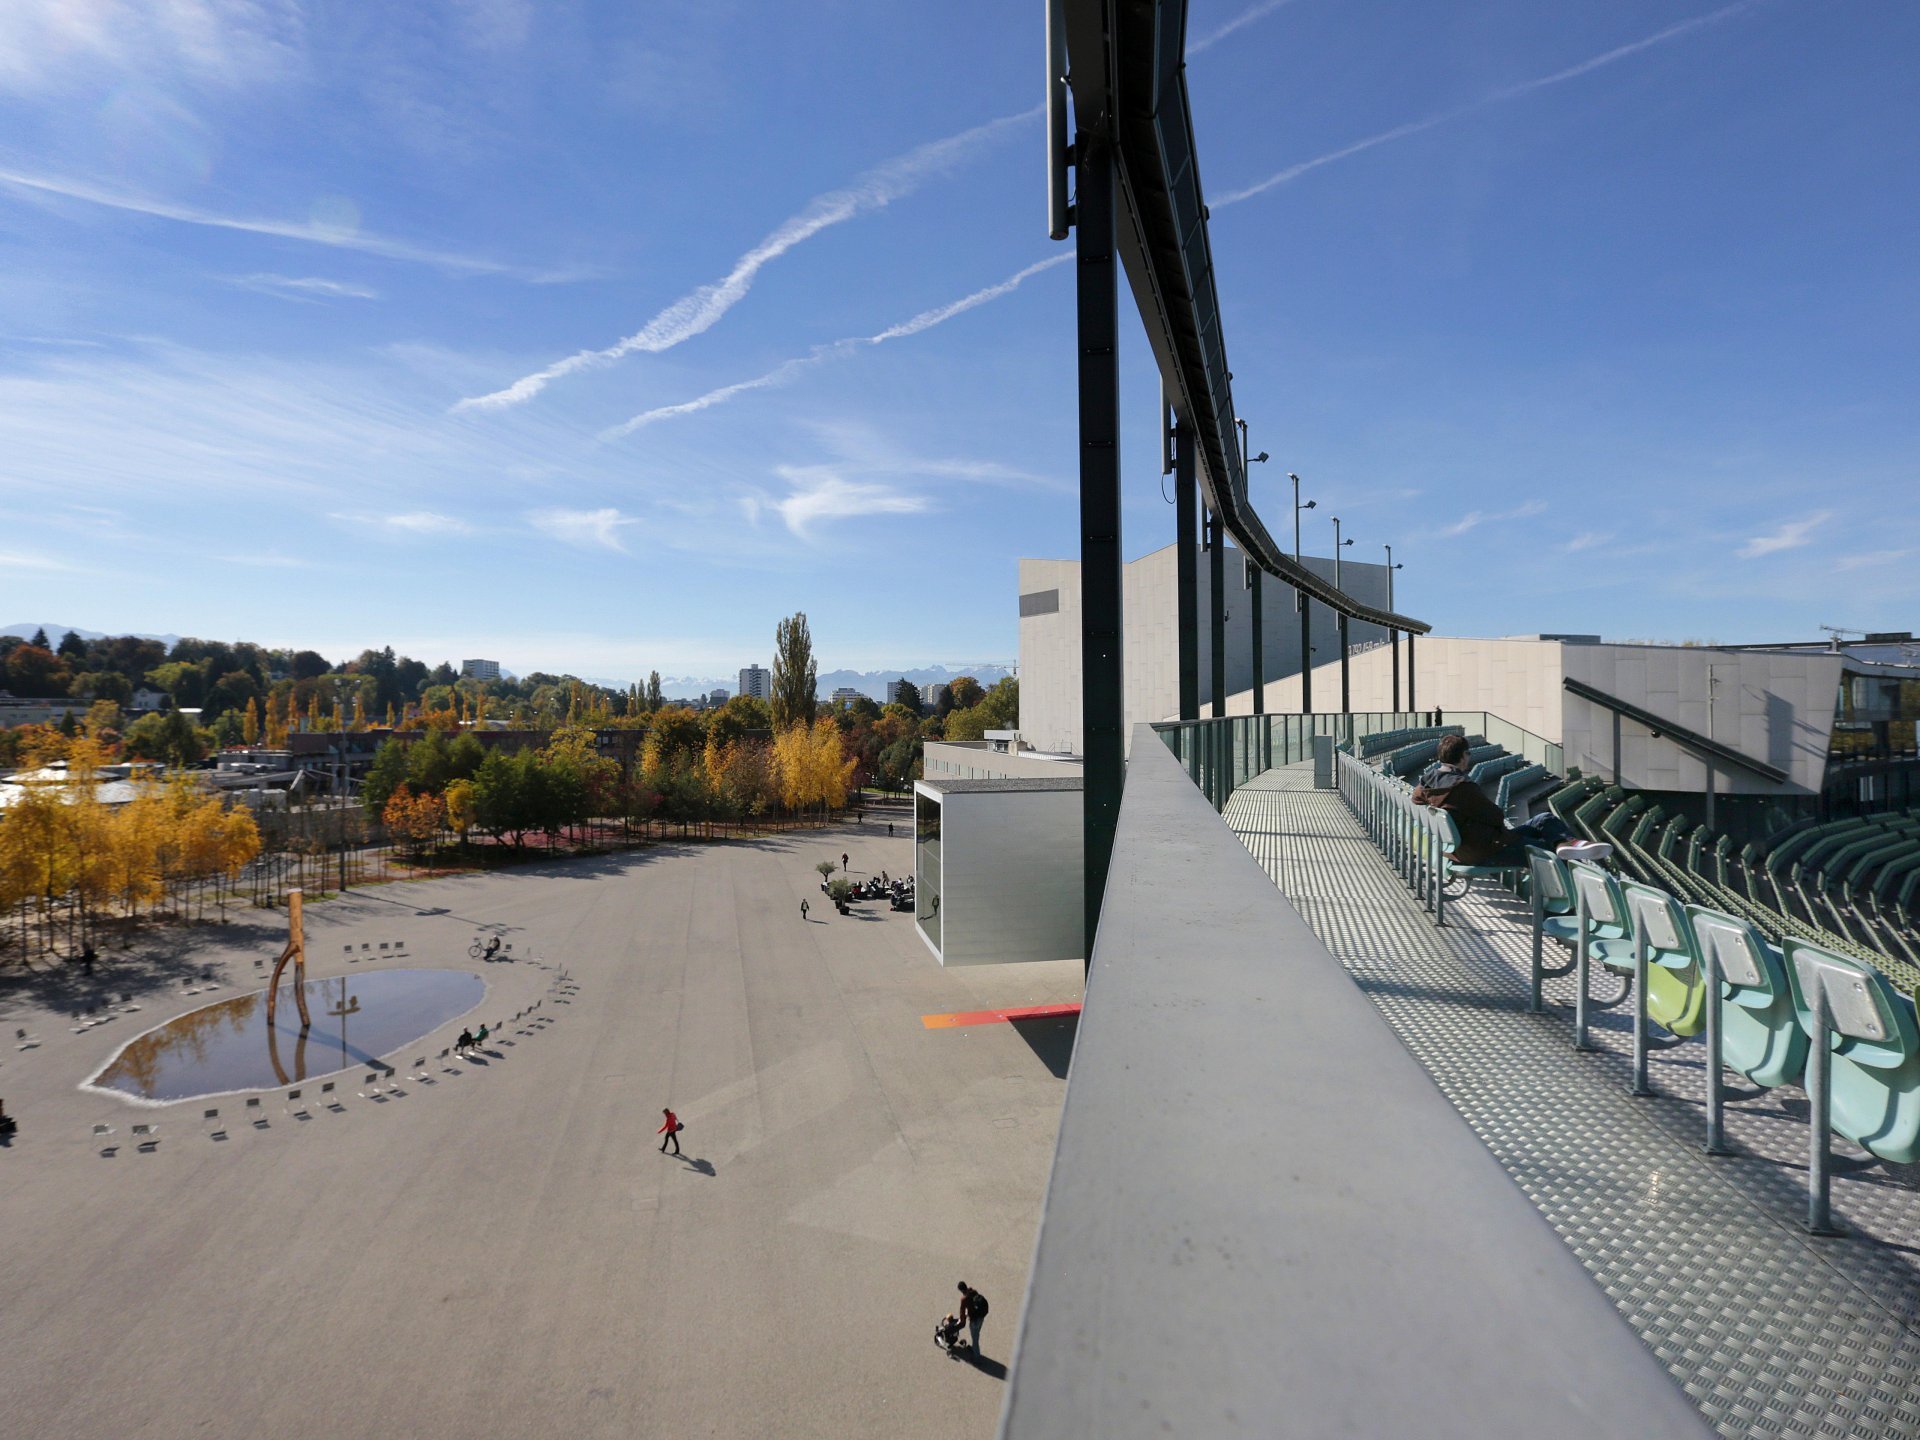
920 1002 1082 1030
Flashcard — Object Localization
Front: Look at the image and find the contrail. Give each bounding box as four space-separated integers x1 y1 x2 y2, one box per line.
0 166 520 274
1188 0 1297 57
459 106 1042 413
601 253 1071 440
1215 0 1760 208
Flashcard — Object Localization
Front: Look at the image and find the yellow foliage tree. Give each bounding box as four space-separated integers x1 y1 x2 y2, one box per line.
242 696 260 745
444 778 477 841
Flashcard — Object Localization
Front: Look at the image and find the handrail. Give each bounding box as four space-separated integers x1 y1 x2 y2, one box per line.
999 725 1708 1438
1562 676 1790 785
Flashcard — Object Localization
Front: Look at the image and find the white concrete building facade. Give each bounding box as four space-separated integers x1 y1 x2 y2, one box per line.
1018 542 1392 756
737 665 770 701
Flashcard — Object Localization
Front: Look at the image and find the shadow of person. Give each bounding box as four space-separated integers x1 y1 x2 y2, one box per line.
675 1155 716 1176
965 1352 1007 1380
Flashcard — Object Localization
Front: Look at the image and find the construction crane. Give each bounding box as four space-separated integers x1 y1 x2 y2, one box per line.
1820 625 1865 651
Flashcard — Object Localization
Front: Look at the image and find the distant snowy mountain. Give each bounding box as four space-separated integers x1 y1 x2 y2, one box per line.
643 664 1015 703
3 623 182 649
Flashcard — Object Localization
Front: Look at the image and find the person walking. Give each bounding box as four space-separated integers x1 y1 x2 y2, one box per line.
888 822 895 838
800 898 811 922
658 1107 682 1155
957 1281 989 1355
841 851 849 873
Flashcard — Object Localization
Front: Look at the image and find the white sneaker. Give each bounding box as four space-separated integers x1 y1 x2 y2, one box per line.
1556 840 1613 864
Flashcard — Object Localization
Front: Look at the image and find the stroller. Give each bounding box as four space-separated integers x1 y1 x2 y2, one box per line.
934 1312 969 1356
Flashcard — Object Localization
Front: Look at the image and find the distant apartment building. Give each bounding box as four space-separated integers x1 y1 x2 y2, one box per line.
927 683 949 710
831 687 865 707
708 688 729 707
737 664 771 701
886 680 914 705
461 659 501 683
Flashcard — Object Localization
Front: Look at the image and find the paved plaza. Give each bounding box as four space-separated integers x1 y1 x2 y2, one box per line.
0 820 1081 1439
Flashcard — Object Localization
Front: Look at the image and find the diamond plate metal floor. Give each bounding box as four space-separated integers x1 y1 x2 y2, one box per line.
1227 763 1920 1439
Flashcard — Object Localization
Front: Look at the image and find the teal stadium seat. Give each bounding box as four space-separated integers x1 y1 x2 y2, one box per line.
1783 937 1920 1232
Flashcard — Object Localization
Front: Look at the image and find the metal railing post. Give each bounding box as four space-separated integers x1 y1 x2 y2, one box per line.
1806 980 1839 1235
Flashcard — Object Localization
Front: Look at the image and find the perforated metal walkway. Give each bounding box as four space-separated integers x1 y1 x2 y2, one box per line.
1227 764 1920 1439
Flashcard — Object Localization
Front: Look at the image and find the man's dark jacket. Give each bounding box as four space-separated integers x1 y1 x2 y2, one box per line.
1412 765 1517 865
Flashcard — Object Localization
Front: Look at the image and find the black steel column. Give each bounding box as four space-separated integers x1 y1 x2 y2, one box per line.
1339 613 1351 713
1175 425 1198 722
1407 629 1417 712
1300 595 1313 713
1391 629 1401 711
1208 508 1226 717
1250 565 1265 716
1076 132 1123 969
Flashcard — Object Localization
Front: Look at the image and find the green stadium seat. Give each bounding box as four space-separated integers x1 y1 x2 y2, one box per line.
1783 937 1920 1233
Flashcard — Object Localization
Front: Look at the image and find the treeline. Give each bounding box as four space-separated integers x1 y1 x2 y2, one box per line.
0 739 260 960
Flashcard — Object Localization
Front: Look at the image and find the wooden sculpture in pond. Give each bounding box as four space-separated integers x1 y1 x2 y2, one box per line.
265 888 313 1031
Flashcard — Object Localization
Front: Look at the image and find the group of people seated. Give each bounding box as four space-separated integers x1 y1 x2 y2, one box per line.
455 1023 490 1053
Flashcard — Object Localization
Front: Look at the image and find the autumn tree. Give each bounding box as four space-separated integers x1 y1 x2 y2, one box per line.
771 612 817 731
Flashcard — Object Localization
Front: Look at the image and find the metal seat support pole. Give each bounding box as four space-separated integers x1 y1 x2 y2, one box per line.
1075 128 1122 971
1806 984 1841 1235
1703 945 1729 1155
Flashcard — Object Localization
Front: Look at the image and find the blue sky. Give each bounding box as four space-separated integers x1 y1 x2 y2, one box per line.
1 0 1914 681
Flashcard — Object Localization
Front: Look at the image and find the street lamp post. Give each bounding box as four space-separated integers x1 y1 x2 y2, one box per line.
1289 473 1317 713
1332 517 1354 714
1385 545 1405 712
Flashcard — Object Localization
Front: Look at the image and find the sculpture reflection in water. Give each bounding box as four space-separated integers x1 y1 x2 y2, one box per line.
88 968 487 1104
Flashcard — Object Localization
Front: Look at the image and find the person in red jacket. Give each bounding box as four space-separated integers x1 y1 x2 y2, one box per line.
658 1107 681 1155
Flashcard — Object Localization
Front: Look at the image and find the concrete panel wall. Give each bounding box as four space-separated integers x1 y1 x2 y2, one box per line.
924 742 1083 782
1250 635 1566 740
1561 645 1841 797
1019 545 1389 755
937 788 1084 966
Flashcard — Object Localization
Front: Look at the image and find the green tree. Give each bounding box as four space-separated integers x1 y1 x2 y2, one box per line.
56 629 88 660
945 675 985 712
772 612 817 731
890 679 922 714
447 732 487 782
145 660 207 707
645 670 663 711
122 709 208 766
471 750 532 847
361 738 413 816
7 643 71 696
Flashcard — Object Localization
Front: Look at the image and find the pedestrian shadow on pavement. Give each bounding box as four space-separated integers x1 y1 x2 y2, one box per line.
960 1352 1007 1380
673 1155 716 1177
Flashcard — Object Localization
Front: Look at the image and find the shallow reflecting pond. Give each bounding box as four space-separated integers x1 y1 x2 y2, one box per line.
87 969 486 1102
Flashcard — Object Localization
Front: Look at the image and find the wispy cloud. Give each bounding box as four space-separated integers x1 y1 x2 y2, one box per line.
527 507 637 552
1837 548 1916 572
0 0 299 99
456 107 1041 411
0 548 83 572
0 167 533 275
1564 530 1613 552
217 551 313 568
602 254 1072 440
223 273 379 303
1188 0 1297 57
751 468 931 539
1738 511 1831 559
1438 499 1547 538
1216 1 1760 208
336 510 475 537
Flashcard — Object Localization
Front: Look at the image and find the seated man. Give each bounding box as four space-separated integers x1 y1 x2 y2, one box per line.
475 1024 489 1045
482 936 501 960
456 1027 476 1051
1412 734 1569 866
